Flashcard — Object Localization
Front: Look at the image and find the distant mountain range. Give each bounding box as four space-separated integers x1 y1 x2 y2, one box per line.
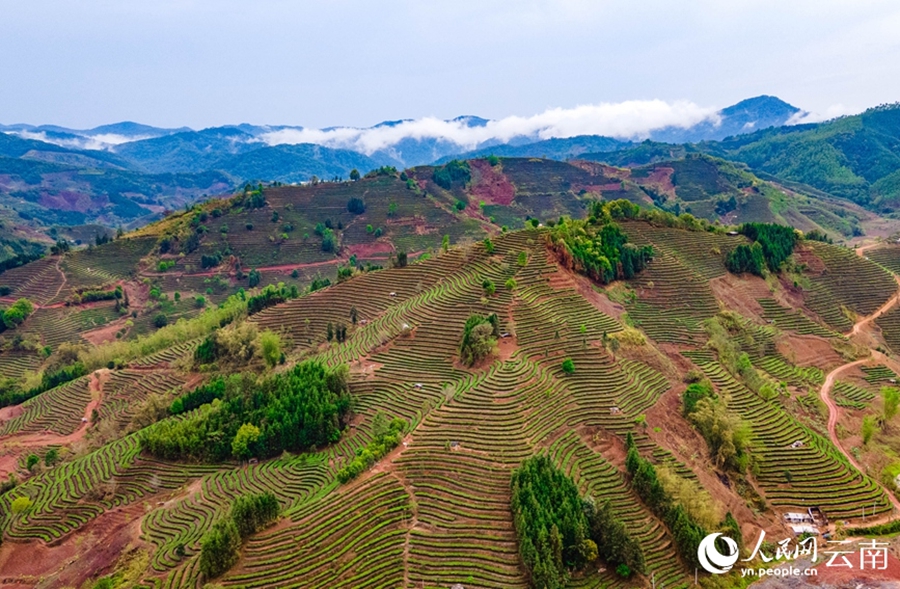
2 95 802 169
4 94 900 244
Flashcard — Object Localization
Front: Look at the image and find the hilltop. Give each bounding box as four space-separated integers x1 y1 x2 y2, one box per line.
0 182 899 587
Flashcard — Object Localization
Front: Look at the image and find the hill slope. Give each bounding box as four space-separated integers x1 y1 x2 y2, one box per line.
0 184 899 588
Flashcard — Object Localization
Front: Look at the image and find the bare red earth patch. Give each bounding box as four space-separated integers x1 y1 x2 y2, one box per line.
469 159 515 205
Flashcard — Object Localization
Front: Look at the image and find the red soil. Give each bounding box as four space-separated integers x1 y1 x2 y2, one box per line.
469 159 515 206
345 241 395 258
0 500 148 588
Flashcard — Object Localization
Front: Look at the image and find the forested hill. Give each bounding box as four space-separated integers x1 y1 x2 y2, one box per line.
699 103 900 211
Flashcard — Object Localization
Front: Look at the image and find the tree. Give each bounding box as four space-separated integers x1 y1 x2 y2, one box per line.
862 415 878 445
2 298 34 329
388 202 398 217
11 496 31 514
562 359 575 374
586 498 646 574
154 313 169 328
349 168 360 181
442 234 450 252
350 306 358 325
326 322 334 342
347 197 366 214
725 243 766 276
483 238 495 254
26 454 39 471
482 279 496 296
232 423 261 461
199 519 241 578
248 268 261 288
45 448 59 466
231 491 280 538
505 278 517 291
459 314 500 366
511 455 592 589
882 386 900 423
260 331 282 368
396 251 408 268
321 228 336 252
518 251 528 266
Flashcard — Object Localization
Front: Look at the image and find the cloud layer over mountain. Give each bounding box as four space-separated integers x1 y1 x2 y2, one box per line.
260 100 719 154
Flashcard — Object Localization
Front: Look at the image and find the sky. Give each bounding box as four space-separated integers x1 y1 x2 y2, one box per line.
2 0 899 131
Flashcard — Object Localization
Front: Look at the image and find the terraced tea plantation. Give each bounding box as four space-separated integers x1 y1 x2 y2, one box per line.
0 179 899 589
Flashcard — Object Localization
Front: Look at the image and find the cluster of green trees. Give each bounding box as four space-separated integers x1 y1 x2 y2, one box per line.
140 362 351 462
625 433 708 570
459 313 500 366
74 285 123 304
201 251 225 269
682 381 752 473
326 322 348 343
547 200 654 284
336 413 407 482
585 498 646 577
0 298 34 330
200 491 280 578
314 222 337 252
725 242 766 276
0 355 88 409
511 455 598 589
0 248 45 275
725 222 799 277
245 283 300 315
432 160 471 190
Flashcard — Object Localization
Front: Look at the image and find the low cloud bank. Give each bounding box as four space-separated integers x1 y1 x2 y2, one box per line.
261 99 720 154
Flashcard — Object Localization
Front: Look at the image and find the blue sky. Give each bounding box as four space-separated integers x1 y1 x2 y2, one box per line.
2 0 899 129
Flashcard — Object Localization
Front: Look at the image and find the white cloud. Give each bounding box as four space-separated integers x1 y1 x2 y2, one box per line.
11 130 152 151
260 99 719 154
786 104 859 125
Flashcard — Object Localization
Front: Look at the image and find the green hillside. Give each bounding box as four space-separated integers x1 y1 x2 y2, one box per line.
699 103 900 211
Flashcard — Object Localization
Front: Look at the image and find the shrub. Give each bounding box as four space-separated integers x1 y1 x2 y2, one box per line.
11 496 31 514
44 448 59 466
248 268 261 288
337 415 407 482
260 330 281 368
561 358 575 374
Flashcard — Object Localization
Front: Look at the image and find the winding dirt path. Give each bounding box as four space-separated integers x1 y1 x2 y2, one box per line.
850 275 900 337
816 253 900 515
